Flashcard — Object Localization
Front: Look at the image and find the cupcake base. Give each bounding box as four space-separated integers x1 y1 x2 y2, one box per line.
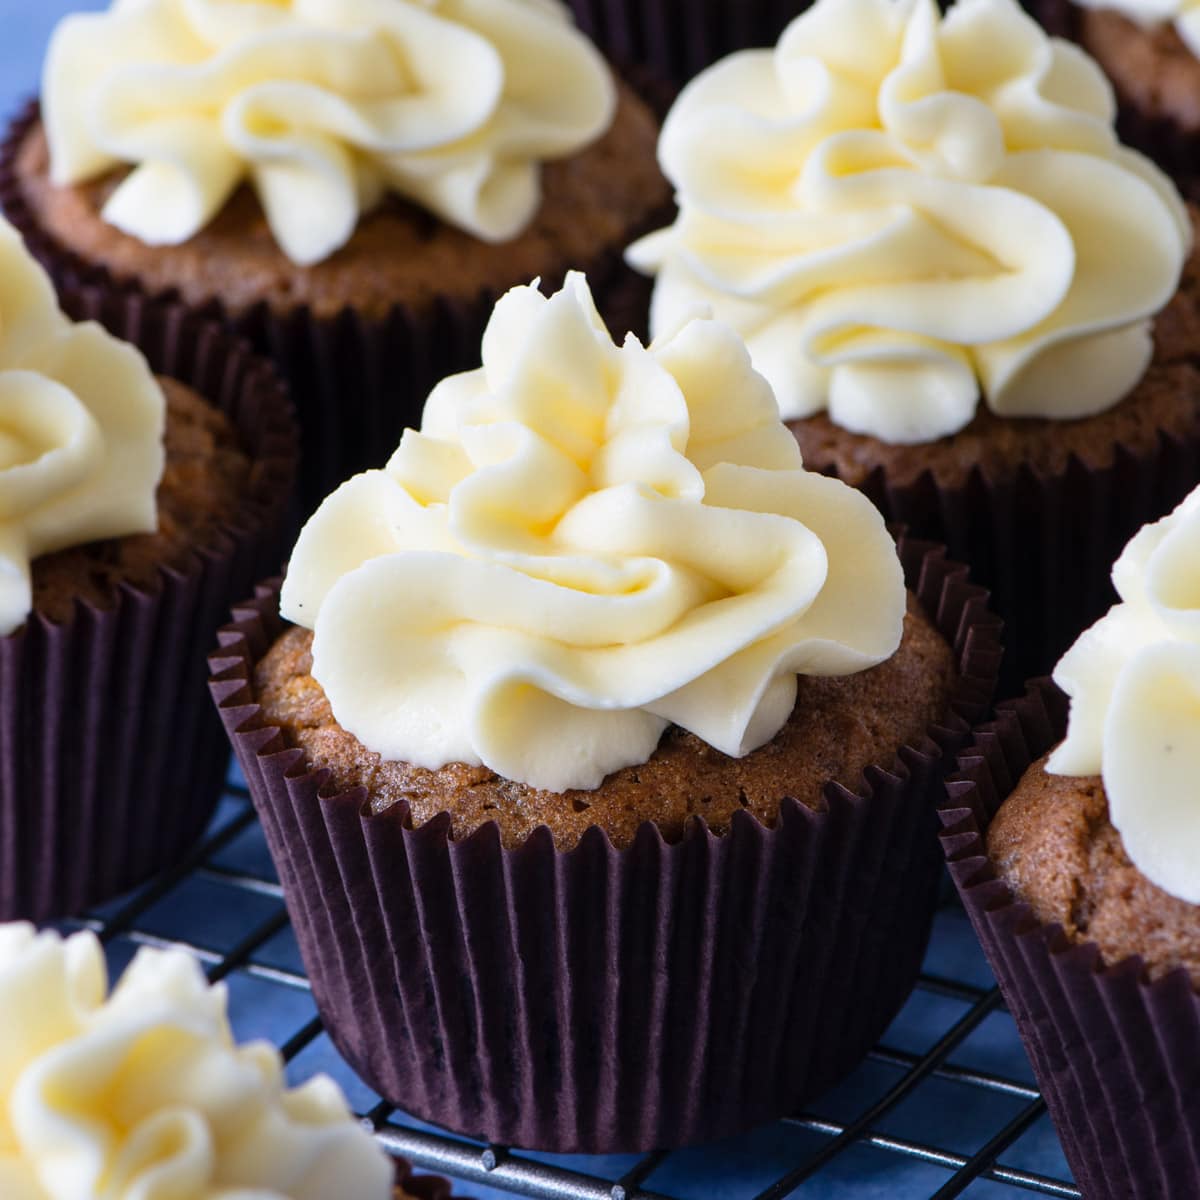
210 536 1000 1154
0 290 295 921
941 683 1200 1200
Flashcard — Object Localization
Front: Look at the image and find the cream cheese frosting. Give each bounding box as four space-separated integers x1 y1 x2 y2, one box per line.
1048 485 1200 905
0 218 164 638
1074 0 1200 59
0 924 394 1200
44 0 616 266
627 0 1190 444
281 272 905 793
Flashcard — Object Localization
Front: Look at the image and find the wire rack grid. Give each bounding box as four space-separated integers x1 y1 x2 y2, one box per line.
63 766 1081 1200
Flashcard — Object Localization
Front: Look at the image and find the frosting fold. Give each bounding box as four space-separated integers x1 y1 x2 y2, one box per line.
1048 486 1200 905
281 273 905 793
0 219 164 637
45 0 617 265
628 0 1189 442
0 924 394 1200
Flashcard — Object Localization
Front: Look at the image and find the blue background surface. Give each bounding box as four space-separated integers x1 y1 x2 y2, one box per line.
0 6 1076 1196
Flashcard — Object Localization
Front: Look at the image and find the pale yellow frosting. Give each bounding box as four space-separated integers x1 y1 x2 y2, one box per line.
1048 488 1200 906
0 218 164 638
44 0 616 266
0 925 394 1200
1075 0 1200 58
628 0 1189 443
281 273 905 794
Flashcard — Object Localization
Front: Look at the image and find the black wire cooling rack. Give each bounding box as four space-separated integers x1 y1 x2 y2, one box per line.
64 769 1082 1200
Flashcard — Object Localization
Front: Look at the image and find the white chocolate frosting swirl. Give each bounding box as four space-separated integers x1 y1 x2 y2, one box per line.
628 0 1190 444
1049 486 1200 905
44 0 616 266
1075 0 1200 59
281 273 905 794
0 925 394 1200
0 218 164 638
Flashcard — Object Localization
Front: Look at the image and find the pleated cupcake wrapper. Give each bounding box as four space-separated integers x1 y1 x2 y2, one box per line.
940 682 1200 1200
839 426 1200 698
1033 0 1200 196
0 289 296 921
1 102 664 518
209 536 1001 1154
567 0 807 87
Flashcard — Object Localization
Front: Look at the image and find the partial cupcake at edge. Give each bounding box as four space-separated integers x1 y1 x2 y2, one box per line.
0 0 673 512
0 922 445 1200
941 485 1200 1200
210 271 1000 1153
1031 0 1200 193
628 0 1200 694
0 210 295 923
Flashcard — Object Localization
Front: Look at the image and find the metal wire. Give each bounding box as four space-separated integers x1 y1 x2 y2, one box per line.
74 777 1082 1200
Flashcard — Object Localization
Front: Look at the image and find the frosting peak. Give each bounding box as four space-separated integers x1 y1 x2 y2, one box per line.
628 0 1190 444
1049 486 1200 905
281 273 906 793
0 925 394 1200
45 0 616 265
0 218 164 637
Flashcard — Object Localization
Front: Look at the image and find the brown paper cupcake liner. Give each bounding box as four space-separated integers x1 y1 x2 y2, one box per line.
0 102 664 518
832 427 1200 698
209 536 1001 1154
0 289 296 921
568 0 807 87
940 682 1200 1200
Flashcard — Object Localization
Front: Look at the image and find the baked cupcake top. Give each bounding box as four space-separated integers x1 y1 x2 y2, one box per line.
0 217 164 638
1074 0 1200 57
43 0 616 266
0 924 393 1200
628 0 1190 444
281 272 906 793
1048 483 1200 904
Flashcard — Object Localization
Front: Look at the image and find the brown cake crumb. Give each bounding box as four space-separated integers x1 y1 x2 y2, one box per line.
790 221 1200 489
30 376 250 622
14 81 671 322
988 755 1200 985
253 592 956 851
1081 9 1200 134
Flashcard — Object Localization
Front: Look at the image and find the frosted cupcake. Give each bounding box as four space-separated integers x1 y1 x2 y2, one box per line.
0 213 295 921
942 486 1200 1200
0 923 406 1199
2 0 671 511
629 0 1200 691
212 273 1000 1152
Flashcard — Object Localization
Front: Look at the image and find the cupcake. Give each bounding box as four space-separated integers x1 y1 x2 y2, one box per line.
211 273 1000 1153
565 0 806 89
1 0 672 513
1034 0 1200 195
941 486 1200 1200
0 213 295 922
628 0 1200 694
0 923 402 1199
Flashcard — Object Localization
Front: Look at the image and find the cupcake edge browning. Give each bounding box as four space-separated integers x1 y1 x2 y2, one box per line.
252 591 957 852
988 753 1200 985
29 375 250 624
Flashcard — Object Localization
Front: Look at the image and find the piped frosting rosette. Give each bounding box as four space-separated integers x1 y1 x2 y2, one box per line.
44 0 616 265
0 218 164 637
1048 484 1200 904
281 273 905 793
628 0 1190 443
0 925 393 1200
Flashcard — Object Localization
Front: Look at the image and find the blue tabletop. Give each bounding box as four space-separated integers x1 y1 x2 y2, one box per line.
1 7 1077 1198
